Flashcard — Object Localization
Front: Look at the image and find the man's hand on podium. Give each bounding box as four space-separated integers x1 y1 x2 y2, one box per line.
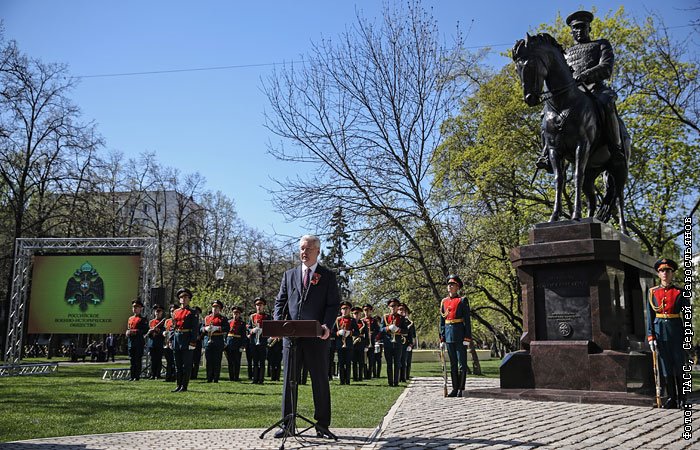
320 324 330 340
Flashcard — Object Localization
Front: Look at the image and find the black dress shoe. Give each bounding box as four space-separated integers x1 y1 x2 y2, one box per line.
273 427 294 438
179 386 188 392
314 425 334 439
171 386 182 393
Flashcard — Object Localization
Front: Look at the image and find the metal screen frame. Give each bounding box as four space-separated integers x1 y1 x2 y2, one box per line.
4 237 157 365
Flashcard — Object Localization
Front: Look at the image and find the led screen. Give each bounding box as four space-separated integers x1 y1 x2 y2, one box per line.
27 254 141 333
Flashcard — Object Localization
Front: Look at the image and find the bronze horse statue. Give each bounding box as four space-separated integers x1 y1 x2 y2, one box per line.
512 33 630 234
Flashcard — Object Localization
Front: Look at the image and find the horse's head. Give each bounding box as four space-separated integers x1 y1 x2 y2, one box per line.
512 33 565 107
512 33 547 106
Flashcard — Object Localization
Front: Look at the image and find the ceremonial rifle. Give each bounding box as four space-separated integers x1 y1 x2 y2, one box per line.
439 344 448 397
652 348 662 408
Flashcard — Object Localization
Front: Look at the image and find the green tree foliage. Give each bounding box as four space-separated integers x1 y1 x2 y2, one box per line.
324 206 351 301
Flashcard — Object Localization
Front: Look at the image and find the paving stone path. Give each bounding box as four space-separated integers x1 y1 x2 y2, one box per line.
3 377 698 449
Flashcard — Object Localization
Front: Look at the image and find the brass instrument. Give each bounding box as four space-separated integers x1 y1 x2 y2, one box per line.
341 319 349 348
251 314 263 346
267 337 280 348
389 314 398 343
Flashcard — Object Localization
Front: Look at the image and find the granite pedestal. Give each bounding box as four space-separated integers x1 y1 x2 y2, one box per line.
489 219 657 405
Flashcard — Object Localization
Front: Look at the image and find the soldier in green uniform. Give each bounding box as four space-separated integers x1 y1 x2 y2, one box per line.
332 301 359 385
439 275 472 397
146 304 166 379
202 300 230 383
381 298 408 386
171 288 199 392
248 297 271 384
398 303 416 382
126 299 149 381
646 258 689 409
362 304 380 380
350 306 367 382
225 305 247 381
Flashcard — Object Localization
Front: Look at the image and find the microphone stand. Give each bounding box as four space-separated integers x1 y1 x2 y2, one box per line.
260 279 315 448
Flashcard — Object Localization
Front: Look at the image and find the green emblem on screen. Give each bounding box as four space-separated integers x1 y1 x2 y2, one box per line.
65 261 105 311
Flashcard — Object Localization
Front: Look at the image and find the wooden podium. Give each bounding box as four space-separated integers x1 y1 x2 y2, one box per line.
261 320 322 338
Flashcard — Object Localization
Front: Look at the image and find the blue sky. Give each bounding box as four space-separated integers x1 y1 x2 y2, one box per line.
1 1 696 242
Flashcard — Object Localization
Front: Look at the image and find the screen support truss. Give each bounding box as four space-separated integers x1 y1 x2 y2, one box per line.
4 237 157 366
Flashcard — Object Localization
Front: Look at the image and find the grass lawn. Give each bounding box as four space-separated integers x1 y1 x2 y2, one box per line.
4 356 694 442
2 359 468 443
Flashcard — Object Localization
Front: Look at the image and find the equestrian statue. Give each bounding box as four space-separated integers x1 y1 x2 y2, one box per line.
512 10 630 234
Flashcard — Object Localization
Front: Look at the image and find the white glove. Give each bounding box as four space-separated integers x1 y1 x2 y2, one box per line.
188 344 196 350
252 327 261 334
388 324 398 332
649 339 658 352
364 347 369 352
344 330 351 337
125 330 131 336
239 347 244 352
463 340 469 347
407 346 412 352
204 325 212 333
439 342 445 350
213 325 221 332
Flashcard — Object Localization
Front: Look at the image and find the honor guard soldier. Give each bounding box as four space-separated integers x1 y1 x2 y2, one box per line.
126 299 149 381
245 310 255 381
147 304 166 379
381 298 408 386
398 303 416 382
248 297 271 384
333 301 359 385
647 258 689 409
162 305 176 382
362 304 380 380
351 306 367 382
440 275 472 397
225 305 247 381
267 336 283 381
191 306 204 380
202 300 230 383
171 288 199 392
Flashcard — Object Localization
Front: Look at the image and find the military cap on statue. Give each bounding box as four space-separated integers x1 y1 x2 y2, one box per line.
446 274 463 288
387 298 400 307
152 304 163 311
654 258 678 272
211 299 224 308
254 297 266 305
339 300 352 309
566 10 594 26
363 303 374 310
132 299 144 307
176 287 193 298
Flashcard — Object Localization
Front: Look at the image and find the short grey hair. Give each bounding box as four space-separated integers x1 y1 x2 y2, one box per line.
299 234 321 249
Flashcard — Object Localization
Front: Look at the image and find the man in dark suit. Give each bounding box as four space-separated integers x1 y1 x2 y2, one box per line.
273 234 340 439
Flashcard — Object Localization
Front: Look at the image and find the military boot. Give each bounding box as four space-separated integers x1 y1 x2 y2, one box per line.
447 367 459 397
662 376 677 409
457 370 467 397
676 375 686 409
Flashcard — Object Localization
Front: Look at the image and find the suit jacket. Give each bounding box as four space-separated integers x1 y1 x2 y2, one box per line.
274 264 340 330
